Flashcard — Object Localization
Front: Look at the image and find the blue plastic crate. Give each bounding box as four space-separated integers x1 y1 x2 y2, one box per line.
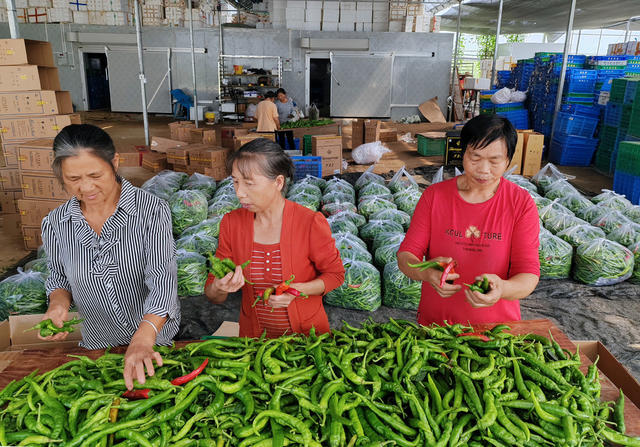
567 68 597 79
604 102 625 127
554 112 599 138
549 135 598 166
613 171 640 205
560 103 601 117
291 156 322 180
494 102 525 110
284 137 300 151
565 79 597 93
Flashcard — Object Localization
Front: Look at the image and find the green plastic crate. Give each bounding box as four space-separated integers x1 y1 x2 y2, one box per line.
303 135 312 155
616 141 640 176
417 134 446 157
594 150 615 176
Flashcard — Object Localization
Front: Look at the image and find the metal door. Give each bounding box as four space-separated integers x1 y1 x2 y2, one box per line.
330 54 392 117
105 49 172 113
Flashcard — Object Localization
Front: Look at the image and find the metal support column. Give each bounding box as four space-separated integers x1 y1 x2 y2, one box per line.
624 19 631 42
576 30 582 53
188 0 198 127
134 0 150 146
550 0 577 144
448 0 462 122
5 0 20 38
490 0 504 88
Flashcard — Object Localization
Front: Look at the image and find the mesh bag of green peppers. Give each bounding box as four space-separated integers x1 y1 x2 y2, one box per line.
357 196 397 220
606 222 640 247
207 199 240 219
543 179 579 201
370 208 411 230
388 166 419 194
533 195 552 211
175 231 218 257
538 200 574 223
382 262 421 310
169 190 208 236
372 231 405 253
24 257 50 279
393 188 422 216
623 205 640 224
591 211 632 235
543 213 588 235
325 260 381 311
322 190 355 205
327 210 366 229
592 189 632 209
333 232 368 252
628 241 640 284
327 215 359 235
538 232 573 279
374 240 402 268
506 174 538 194
296 174 327 191
141 174 182 201
287 183 322 201
287 191 320 212
577 204 610 223
322 201 357 217
357 182 393 202
181 216 222 239
1 319 638 447
0 268 47 318
557 224 605 248
359 220 404 245
354 170 386 190
337 242 373 264
176 249 208 297
325 177 355 197
573 238 634 286
558 192 594 214
182 172 217 200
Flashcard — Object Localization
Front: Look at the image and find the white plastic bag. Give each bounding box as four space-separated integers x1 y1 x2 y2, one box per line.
491 87 512 104
531 163 575 190
389 166 419 193
352 142 391 165
400 132 416 144
455 167 464 177
511 90 527 102
431 167 444 185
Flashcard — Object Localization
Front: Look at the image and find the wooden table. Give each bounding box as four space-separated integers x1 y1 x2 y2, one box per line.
1 319 638 434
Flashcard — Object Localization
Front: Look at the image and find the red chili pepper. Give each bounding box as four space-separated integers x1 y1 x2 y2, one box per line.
171 358 209 386
274 274 296 295
439 261 457 288
122 389 151 400
456 332 490 342
286 288 308 298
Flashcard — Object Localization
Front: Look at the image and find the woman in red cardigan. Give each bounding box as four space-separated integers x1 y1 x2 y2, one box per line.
205 138 345 338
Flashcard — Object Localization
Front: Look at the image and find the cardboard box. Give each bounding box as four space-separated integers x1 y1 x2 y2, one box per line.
379 128 397 143
117 148 141 167
204 166 229 181
0 212 22 238
0 39 55 67
189 146 230 169
575 340 640 412
0 114 81 142
0 313 83 351
211 320 239 337
0 191 21 214
364 119 380 143
1 140 23 167
142 151 167 173
17 139 54 172
185 127 204 144
17 198 64 226
21 225 42 249
0 167 21 191
321 157 341 177
202 129 216 145
20 172 69 200
150 136 186 154
0 91 73 116
351 119 364 148
463 77 491 90
166 143 205 166
0 66 60 92
168 121 196 141
311 135 342 159
521 131 544 177
506 132 525 175
233 133 276 150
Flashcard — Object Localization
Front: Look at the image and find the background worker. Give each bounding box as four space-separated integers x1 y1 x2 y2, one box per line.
256 91 280 133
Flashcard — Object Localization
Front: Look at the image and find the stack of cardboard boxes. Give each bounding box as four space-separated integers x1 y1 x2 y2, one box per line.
0 39 80 250
311 135 342 176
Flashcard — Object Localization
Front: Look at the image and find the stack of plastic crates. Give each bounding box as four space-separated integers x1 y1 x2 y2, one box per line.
587 56 629 109
496 70 513 89
613 141 640 204
291 156 322 180
479 89 498 115
513 59 535 91
562 68 597 106
550 111 599 166
626 57 640 77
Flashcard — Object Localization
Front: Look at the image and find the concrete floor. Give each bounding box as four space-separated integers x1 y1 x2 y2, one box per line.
0 114 614 273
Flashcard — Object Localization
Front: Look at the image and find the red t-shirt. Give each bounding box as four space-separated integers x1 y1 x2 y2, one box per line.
398 177 540 325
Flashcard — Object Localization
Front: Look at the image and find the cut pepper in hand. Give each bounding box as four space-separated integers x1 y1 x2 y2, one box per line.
408 260 457 288
464 276 491 294
207 255 253 285
26 317 84 337
252 274 308 308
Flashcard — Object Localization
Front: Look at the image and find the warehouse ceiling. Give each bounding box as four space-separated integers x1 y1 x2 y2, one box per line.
436 0 640 34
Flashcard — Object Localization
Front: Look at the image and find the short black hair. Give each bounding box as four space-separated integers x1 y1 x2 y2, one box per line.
52 124 117 182
460 114 517 162
227 138 294 194
276 88 286 96
264 91 276 99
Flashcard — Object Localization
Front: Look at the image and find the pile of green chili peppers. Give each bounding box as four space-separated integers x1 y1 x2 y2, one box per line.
0 319 637 447
25 317 84 337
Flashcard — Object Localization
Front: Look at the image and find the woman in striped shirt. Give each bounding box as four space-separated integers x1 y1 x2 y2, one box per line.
205 139 345 338
39 124 180 390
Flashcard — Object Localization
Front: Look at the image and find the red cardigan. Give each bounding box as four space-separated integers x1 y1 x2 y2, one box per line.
215 199 345 338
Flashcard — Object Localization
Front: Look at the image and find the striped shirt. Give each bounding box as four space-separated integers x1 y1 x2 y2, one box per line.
250 243 291 338
41 177 180 350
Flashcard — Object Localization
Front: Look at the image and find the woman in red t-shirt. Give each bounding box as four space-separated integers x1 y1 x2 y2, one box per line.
398 114 540 325
204 139 345 338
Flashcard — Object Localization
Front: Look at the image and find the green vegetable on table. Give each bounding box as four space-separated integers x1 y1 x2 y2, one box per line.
207 255 252 285
280 119 334 129
1 319 639 447
26 317 83 337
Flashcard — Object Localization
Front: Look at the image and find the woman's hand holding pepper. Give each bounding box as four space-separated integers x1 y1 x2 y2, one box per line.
123 331 163 391
212 266 246 294
419 257 461 298
464 273 503 308
37 303 69 342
